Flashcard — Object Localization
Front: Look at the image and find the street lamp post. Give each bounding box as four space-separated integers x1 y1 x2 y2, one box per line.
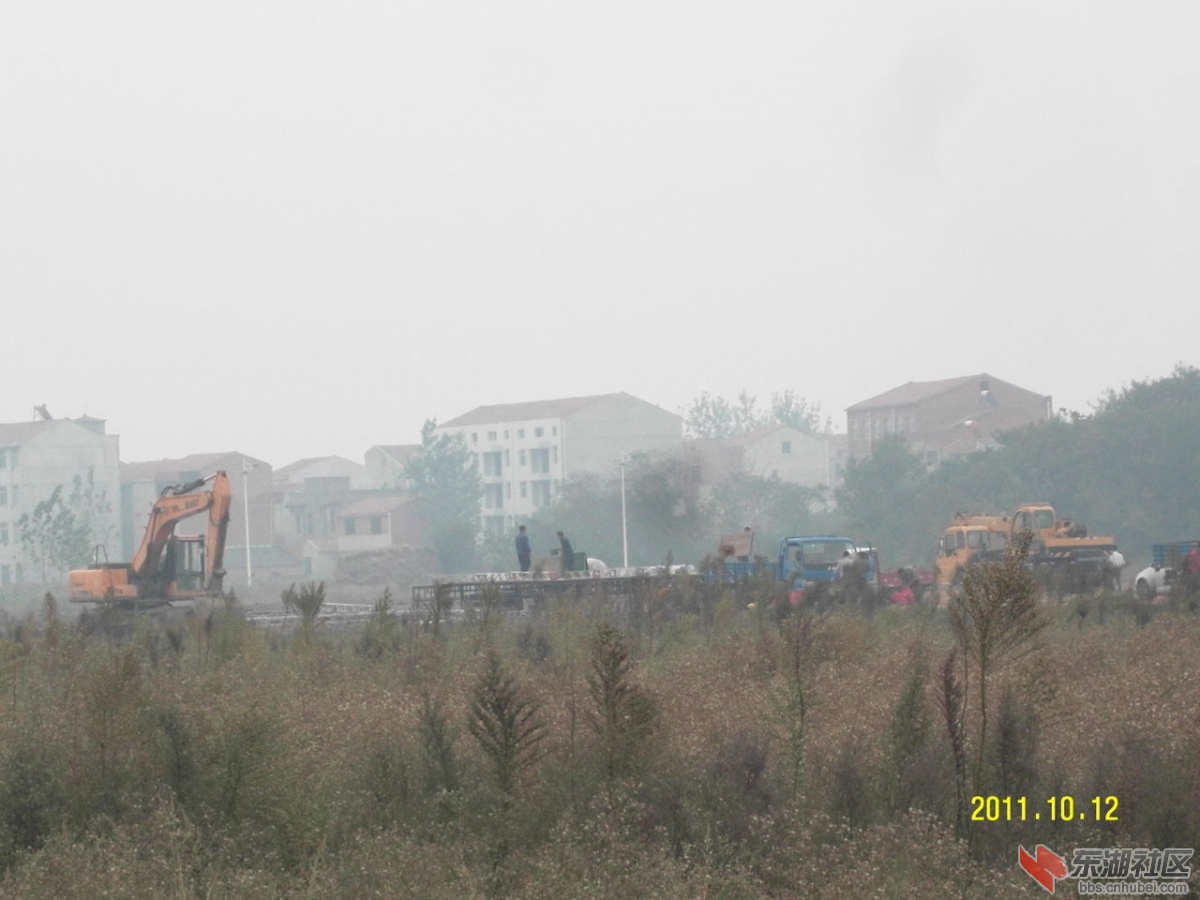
619 453 629 568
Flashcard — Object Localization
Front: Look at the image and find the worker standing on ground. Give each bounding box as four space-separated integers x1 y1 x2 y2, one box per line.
557 531 575 575
515 525 532 573
1104 546 1126 591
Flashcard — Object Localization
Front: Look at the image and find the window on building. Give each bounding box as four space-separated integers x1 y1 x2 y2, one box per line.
552 445 558 463
484 483 504 509
505 483 511 499
518 428 525 439
0 487 7 506
345 518 357 535
0 525 7 545
504 430 509 439
0 566 9 586
531 480 551 507
504 449 510 466
370 517 383 535
482 451 503 476
520 481 528 498
487 431 497 441
471 433 478 443
519 449 527 466
782 441 792 454
552 426 557 436
534 427 544 437
0 450 6 469
529 448 550 474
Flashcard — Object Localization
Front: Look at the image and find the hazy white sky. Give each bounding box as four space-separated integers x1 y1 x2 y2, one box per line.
3 2 1196 466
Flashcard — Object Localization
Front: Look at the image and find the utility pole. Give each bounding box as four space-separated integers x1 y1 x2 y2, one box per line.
619 452 629 568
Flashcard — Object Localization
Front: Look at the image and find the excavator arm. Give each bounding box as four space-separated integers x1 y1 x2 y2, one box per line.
133 472 231 585
203 472 232 596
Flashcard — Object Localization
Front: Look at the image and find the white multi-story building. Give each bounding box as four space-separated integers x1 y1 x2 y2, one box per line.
0 416 122 586
437 392 684 532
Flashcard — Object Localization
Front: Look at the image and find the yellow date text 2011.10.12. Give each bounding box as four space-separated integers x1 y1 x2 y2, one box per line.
970 795 1119 823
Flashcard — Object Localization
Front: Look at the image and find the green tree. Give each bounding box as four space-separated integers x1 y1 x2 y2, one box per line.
467 652 547 800
685 391 762 439
404 419 482 573
705 472 828 548
769 389 832 434
533 449 710 566
17 469 115 582
834 437 935 564
948 535 1045 791
686 390 830 438
585 623 658 783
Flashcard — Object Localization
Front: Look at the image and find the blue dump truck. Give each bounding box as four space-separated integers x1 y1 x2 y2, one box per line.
712 534 880 606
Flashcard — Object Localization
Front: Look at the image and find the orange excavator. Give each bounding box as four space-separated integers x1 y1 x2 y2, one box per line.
68 471 232 608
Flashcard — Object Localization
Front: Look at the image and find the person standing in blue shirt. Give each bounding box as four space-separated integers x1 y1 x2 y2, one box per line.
515 525 532 572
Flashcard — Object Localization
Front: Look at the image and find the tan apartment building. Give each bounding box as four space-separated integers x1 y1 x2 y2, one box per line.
846 373 1052 465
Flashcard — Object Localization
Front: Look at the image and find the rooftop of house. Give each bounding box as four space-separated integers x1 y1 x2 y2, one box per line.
0 417 111 445
336 495 414 518
441 391 678 427
368 444 421 464
274 455 367 480
121 452 263 481
846 373 1047 411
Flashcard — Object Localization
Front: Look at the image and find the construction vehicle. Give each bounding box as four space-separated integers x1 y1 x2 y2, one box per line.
710 532 883 607
935 512 1010 590
68 471 232 609
936 504 1116 596
1008 503 1116 593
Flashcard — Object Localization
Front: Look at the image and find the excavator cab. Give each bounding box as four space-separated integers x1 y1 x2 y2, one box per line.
162 536 207 596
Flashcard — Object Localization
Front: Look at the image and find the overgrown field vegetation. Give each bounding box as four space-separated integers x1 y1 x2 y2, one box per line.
0 567 1197 898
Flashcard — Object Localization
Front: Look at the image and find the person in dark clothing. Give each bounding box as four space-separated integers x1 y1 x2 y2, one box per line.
557 531 575 575
515 525 532 573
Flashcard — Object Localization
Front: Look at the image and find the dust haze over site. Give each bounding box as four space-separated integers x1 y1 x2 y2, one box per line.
2 3 1196 467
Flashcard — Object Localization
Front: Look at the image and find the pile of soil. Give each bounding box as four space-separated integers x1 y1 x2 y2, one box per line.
333 544 442 589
